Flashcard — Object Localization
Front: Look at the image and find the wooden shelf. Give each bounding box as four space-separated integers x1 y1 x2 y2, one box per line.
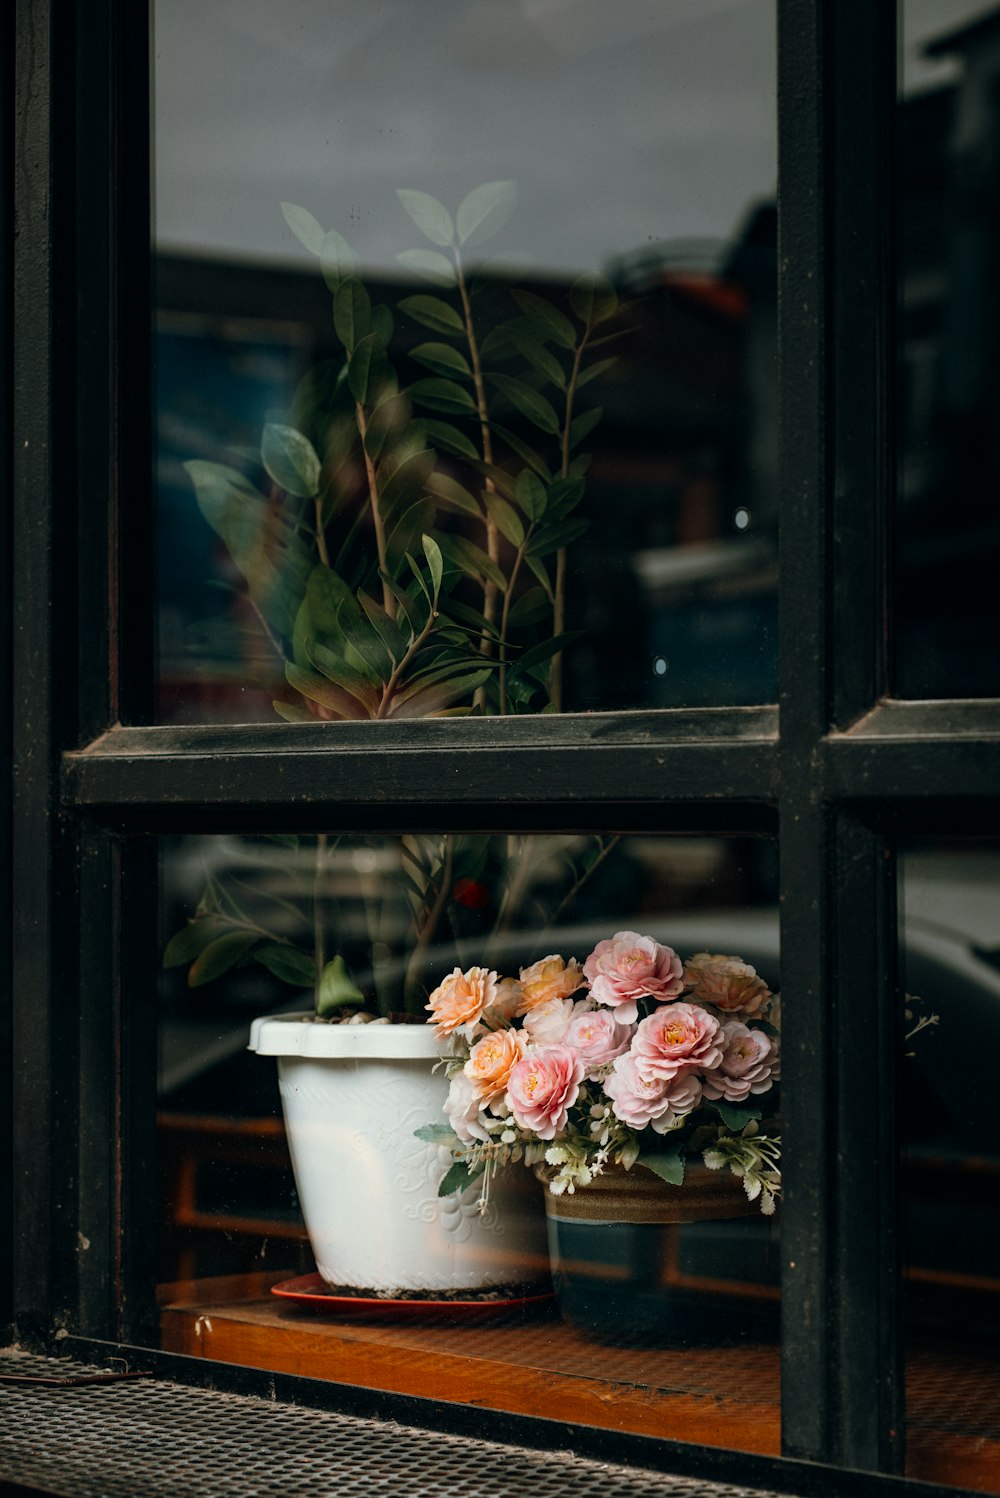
159 1274 1000 1491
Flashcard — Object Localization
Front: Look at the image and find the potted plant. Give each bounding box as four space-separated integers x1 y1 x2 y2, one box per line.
418 932 782 1335
166 180 629 1295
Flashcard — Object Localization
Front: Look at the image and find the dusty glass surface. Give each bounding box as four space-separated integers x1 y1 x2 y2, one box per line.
153 1 778 722
898 843 1000 1490
896 2 1000 698
156 831 781 1447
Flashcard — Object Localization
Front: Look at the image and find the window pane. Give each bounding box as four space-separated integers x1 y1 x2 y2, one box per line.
153 1 777 723
896 4 1000 698
899 843 1000 1492
157 830 780 1451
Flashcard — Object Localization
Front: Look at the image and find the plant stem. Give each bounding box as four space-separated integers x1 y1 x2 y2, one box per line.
404 835 453 1010
354 400 396 618
375 598 438 718
313 833 328 1000
546 834 620 932
313 496 331 568
551 325 590 712
497 539 528 711
453 248 501 706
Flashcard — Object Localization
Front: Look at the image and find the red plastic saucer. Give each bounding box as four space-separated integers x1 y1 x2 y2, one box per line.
270 1272 554 1321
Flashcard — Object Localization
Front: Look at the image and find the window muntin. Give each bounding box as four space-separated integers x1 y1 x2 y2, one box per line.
153 0 778 724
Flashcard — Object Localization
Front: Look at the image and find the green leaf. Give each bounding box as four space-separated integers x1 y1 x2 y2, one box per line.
569 274 618 326
380 572 430 636
390 669 490 718
396 188 454 247
546 475 585 518
306 639 382 707
569 406 603 448
636 1148 685 1186
364 391 411 460
162 918 228 969
281 202 325 255
261 424 321 498
408 378 477 416
411 342 472 380
378 449 437 525
286 661 374 719
433 532 507 593
525 553 553 600
502 330 566 389
253 943 316 988
484 494 524 547
511 290 576 349
337 605 394 681
455 179 517 247
358 590 407 663
347 333 379 404
568 453 591 479
422 533 444 598
184 461 311 640
396 249 456 286
399 295 464 336
488 373 559 435
510 630 581 677
317 954 366 1016
424 470 482 518
333 278 372 352
576 355 618 389
527 516 589 558
492 424 552 481
320 228 357 290
507 587 550 629
412 419 479 461
272 700 313 723
713 1102 763 1131
414 1124 463 1146
438 1160 482 1198
387 499 436 576
514 469 547 521
371 304 395 349
187 931 259 988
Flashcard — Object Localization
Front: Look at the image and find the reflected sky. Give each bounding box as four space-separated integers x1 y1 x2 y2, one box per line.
154 0 776 273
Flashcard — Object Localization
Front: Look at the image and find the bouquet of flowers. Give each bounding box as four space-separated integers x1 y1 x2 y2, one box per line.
418 931 781 1214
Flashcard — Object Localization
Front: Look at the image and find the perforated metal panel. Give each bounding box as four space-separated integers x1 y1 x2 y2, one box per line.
0 1350 796 1498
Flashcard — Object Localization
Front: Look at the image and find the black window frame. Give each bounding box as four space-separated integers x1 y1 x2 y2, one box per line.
8 1 1000 1492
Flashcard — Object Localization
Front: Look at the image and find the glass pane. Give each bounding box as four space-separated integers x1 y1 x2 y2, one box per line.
153 2 778 723
896 4 1000 697
157 830 780 1450
899 843 1000 1492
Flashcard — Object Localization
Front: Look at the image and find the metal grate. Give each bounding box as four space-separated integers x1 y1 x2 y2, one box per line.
0 1350 797 1498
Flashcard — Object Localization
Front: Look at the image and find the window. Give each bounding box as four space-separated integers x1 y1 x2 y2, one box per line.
8 2 1000 1493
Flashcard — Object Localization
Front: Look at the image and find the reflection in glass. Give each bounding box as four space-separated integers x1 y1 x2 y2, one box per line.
157 832 780 1447
153 2 778 722
899 843 1000 1490
897 4 1000 697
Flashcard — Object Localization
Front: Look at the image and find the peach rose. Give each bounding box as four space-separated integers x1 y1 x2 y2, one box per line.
683 953 771 1017
426 965 498 1039
517 955 586 1013
506 1044 585 1140
522 995 578 1045
464 1028 524 1105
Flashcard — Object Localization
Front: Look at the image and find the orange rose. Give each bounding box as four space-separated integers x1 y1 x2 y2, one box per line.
426 966 498 1039
464 1028 524 1104
683 953 771 1018
517 955 586 1014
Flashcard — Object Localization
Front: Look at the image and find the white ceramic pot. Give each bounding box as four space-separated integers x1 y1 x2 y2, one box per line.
249 1015 548 1294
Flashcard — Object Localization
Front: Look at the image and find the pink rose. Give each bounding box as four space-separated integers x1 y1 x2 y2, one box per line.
564 1006 634 1076
702 1020 780 1102
683 952 771 1017
506 1044 585 1140
604 1054 703 1132
443 1072 491 1145
522 996 577 1045
426 965 497 1040
483 976 524 1025
583 931 684 1024
631 1001 723 1082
